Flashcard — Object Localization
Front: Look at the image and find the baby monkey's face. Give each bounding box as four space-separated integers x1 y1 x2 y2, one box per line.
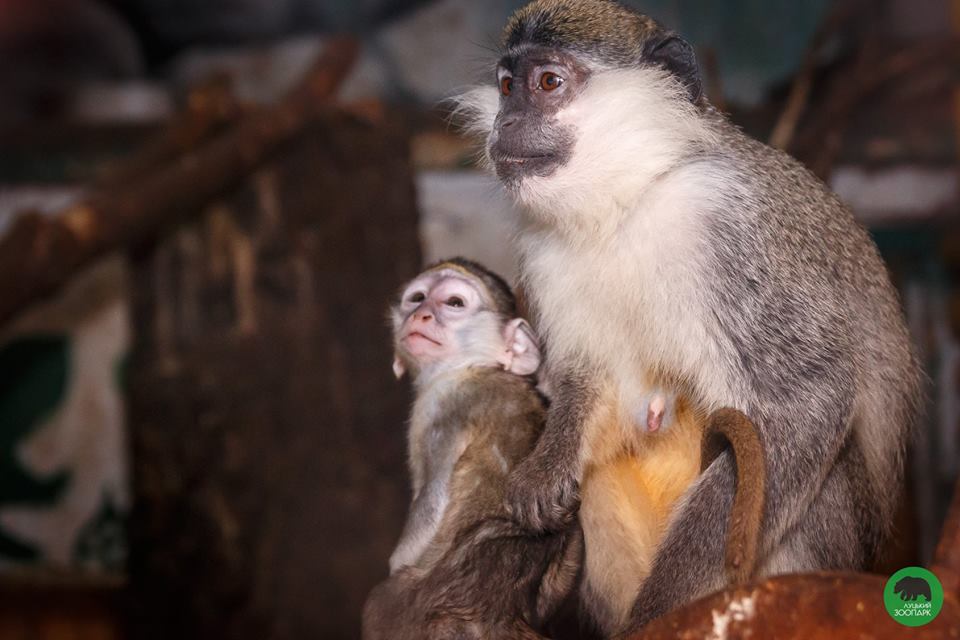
391 268 540 380
397 269 487 365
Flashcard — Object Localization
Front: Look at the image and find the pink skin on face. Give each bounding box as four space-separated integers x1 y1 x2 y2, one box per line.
392 268 542 380
396 269 488 370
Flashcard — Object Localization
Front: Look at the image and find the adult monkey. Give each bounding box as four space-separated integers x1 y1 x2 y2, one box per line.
455 0 923 633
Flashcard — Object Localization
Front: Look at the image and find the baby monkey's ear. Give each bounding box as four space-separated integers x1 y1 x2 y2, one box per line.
500 318 541 376
393 356 406 379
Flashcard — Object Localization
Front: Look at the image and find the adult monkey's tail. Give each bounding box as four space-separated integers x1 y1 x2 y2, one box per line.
701 408 767 585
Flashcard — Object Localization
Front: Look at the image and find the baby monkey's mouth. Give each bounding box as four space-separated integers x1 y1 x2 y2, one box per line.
404 331 442 346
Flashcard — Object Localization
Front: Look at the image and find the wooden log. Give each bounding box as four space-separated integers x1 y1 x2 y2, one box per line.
125 111 421 640
0 38 358 329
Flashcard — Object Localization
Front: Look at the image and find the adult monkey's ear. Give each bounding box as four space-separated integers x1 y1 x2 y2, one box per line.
645 32 702 102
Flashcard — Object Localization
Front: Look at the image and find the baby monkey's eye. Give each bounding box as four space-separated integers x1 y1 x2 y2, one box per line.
446 296 465 308
408 292 425 303
539 72 562 91
500 76 513 96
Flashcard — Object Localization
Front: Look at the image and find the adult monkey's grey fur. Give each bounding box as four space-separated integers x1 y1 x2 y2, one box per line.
455 0 924 633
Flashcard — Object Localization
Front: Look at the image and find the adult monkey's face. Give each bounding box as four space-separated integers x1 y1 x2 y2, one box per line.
470 0 706 210
489 46 587 185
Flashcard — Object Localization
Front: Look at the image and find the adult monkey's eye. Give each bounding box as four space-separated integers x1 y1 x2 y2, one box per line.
446 296 465 308
539 72 562 91
500 76 513 96
408 292 425 303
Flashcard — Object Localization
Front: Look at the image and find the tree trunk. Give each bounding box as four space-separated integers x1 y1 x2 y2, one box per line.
126 112 420 640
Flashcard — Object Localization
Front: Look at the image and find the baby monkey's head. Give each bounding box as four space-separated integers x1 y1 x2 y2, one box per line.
389 258 540 382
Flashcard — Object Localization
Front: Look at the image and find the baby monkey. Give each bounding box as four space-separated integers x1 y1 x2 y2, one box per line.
363 258 581 640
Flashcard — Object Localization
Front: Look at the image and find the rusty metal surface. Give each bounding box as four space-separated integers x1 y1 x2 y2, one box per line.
632 476 960 639
934 477 960 598
634 572 959 639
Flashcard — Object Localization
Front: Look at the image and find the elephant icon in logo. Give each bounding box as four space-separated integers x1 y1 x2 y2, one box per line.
894 576 932 602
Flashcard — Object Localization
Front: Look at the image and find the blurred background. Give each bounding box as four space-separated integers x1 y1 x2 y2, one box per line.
0 0 957 638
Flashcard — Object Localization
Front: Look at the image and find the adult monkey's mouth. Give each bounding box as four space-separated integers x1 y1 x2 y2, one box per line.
492 151 561 181
495 153 555 164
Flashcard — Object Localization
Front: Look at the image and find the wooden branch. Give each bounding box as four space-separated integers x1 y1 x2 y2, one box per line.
791 37 960 177
768 0 861 150
0 37 359 328
94 74 240 188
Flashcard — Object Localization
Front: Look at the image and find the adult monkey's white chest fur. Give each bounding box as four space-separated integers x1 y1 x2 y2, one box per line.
461 67 742 410
517 168 742 627
518 169 738 413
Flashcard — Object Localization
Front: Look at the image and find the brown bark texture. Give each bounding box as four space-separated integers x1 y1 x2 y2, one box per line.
125 112 420 640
